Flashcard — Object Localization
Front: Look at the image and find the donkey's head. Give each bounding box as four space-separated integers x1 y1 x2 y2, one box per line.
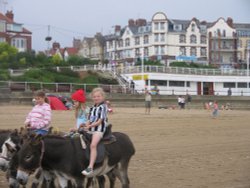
16 134 44 185
0 129 21 171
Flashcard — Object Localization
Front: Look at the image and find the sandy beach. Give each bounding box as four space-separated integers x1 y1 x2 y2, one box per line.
0 106 250 188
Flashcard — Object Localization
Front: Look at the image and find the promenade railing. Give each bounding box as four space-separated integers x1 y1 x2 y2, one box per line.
8 65 250 77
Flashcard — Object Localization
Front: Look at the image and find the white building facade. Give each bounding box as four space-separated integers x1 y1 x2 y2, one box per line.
104 12 250 68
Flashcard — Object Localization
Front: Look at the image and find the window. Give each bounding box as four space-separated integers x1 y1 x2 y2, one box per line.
150 80 167 86
154 34 159 42
200 25 207 33
191 23 195 32
0 22 5 32
174 24 182 31
135 37 140 45
190 47 197 56
119 39 123 47
180 47 186 55
186 81 190 87
160 46 165 55
190 35 197 43
125 38 130 47
222 30 226 37
135 48 140 57
160 22 165 30
200 35 207 44
109 41 113 48
237 40 242 48
144 47 149 56
200 47 207 56
238 82 247 88
154 22 159 30
155 46 159 55
217 29 221 36
179 34 186 43
223 82 236 88
169 81 185 87
144 35 149 44
160 33 165 42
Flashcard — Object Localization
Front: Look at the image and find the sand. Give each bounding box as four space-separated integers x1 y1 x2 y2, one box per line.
0 106 250 188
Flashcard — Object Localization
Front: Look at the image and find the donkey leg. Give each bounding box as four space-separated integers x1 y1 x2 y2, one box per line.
31 168 44 188
57 176 69 188
97 176 105 188
113 160 130 188
85 178 92 188
106 170 116 188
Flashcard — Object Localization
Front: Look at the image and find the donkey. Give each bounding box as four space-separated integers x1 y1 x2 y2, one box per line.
0 129 13 166
16 132 135 188
0 128 57 188
2 128 108 188
0 129 22 188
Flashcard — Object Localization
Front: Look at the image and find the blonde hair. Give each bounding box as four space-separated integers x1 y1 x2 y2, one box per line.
90 87 106 99
75 102 86 118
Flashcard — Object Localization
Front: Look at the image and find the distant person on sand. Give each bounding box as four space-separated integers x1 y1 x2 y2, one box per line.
227 88 232 96
145 90 152 114
212 100 219 118
186 94 192 109
106 100 113 114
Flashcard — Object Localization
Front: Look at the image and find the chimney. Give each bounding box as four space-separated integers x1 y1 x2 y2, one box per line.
128 19 135 27
52 42 60 50
135 19 147 27
114 25 121 33
73 38 81 49
227 17 233 28
5 10 14 21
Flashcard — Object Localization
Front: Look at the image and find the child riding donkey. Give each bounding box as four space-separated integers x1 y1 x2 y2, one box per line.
24 91 52 135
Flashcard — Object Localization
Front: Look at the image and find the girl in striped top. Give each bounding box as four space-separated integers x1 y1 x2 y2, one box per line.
24 91 51 135
81 88 108 176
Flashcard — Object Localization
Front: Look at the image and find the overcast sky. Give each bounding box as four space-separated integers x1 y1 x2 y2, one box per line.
4 0 250 51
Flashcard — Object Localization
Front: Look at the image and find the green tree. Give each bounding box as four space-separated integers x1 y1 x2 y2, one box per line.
0 43 18 67
51 54 62 65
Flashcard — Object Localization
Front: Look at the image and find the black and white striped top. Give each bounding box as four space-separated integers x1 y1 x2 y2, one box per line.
88 102 108 133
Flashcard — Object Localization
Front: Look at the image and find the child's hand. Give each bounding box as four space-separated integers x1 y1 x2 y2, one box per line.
25 123 31 128
83 124 91 131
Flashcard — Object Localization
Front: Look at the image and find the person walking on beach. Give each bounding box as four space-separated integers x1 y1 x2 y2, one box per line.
186 94 192 109
212 100 219 119
145 90 152 114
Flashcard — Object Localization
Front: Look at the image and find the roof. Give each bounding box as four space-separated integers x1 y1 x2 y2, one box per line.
0 12 14 24
234 23 250 30
0 12 32 34
64 47 78 56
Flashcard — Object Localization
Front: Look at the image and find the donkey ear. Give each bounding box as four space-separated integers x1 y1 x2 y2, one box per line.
5 143 16 153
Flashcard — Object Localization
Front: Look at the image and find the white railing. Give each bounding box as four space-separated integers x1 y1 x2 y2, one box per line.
0 81 131 94
120 66 250 77
8 65 250 77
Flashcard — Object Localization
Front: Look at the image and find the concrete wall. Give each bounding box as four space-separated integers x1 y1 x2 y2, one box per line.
1 91 250 110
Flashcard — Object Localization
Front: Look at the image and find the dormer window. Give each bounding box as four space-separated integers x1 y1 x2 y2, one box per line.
191 23 195 32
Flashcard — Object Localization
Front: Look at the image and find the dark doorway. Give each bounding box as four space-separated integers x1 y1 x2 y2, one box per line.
203 82 214 95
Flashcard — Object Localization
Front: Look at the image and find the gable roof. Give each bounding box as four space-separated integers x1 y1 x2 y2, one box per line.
0 12 14 24
0 12 32 34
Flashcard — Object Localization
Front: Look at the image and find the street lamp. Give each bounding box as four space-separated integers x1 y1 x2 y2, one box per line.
141 49 144 80
247 40 250 77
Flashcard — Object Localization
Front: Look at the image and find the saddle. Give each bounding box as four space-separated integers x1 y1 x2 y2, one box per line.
79 124 116 164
